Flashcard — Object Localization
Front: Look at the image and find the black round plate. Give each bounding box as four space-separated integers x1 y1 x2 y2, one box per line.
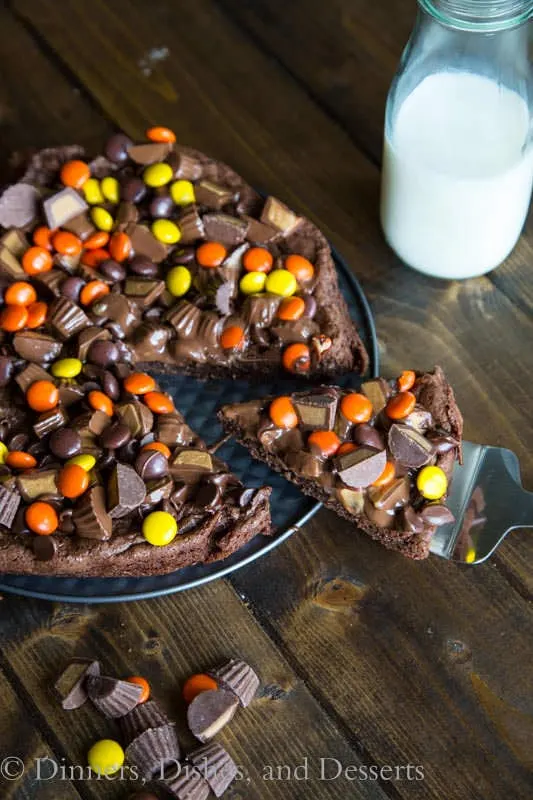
0 248 379 602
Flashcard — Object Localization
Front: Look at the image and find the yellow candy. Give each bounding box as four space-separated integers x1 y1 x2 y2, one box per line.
51 357 82 379
416 465 448 500
142 510 178 546
88 739 124 776
82 178 104 205
100 176 120 204
0 442 8 465
67 454 96 472
465 547 477 564
265 269 297 297
91 206 114 232
240 271 267 295
166 265 192 297
152 219 181 244
170 179 195 206
143 162 173 188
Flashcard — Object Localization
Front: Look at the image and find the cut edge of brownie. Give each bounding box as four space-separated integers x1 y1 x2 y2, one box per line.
218 366 462 559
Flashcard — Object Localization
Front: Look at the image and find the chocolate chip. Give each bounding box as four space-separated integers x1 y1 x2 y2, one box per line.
134 450 168 480
353 423 385 450
426 433 458 454
194 482 220 509
101 422 131 450
102 370 120 401
129 255 159 278
173 246 196 264
303 295 317 318
388 424 435 468
88 339 120 367
121 177 147 204
49 429 82 460
149 193 174 218
105 132 133 163
33 535 58 561
59 508 75 534
420 504 455 525
100 259 126 282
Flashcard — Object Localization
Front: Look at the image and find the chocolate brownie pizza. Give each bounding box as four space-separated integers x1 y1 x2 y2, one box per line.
0 369 271 577
0 126 368 381
219 367 463 559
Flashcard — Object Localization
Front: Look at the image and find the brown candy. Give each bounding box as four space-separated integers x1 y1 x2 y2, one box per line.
54 659 100 710
12 332 62 364
189 742 238 798
0 484 21 528
260 195 302 235
16 469 58 502
49 297 90 340
73 485 112 541
335 446 387 489
87 674 144 718
388 424 435 469
293 390 338 431
194 180 234 210
107 463 146 518
202 213 249 246
186 688 239 743
125 725 181 780
208 659 259 707
43 187 89 229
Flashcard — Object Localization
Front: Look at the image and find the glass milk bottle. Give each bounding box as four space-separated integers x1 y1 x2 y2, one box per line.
380 0 533 279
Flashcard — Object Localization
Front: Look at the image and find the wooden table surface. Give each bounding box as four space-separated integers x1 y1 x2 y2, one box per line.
0 1 532 798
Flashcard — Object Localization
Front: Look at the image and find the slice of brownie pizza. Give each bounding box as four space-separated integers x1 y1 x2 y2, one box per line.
0 129 368 381
0 368 271 577
219 367 462 559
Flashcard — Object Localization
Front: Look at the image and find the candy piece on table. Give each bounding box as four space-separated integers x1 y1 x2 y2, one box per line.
182 674 218 705
87 739 125 776
54 659 101 710
207 659 260 708
87 674 144 718
163 766 210 800
126 676 151 703
189 741 238 798
119 700 171 744
125 725 181 780
186 688 239 743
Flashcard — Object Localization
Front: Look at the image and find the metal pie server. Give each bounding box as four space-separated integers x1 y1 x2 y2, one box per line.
430 441 533 564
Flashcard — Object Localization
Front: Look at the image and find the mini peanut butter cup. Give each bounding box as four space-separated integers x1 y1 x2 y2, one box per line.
208 659 259 708
161 765 210 800
125 724 181 780
189 742 238 797
87 674 143 718
186 688 239 743
119 700 171 743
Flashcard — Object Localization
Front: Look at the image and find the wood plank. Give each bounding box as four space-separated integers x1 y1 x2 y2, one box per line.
0 666 82 799
0 5 111 180
230 510 533 800
0 588 389 800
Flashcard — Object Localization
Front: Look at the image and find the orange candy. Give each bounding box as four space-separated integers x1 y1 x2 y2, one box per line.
26 380 59 412
337 442 358 455
142 441 171 459
269 396 298 429
5 281 37 306
0 304 28 332
386 391 416 420
5 451 37 470
108 232 132 262
33 226 54 250
127 676 150 703
25 501 58 535
124 372 156 395
83 231 110 250
308 430 341 457
243 247 273 273
81 248 110 267
60 159 90 189
372 461 395 488
220 325 245 350
26 301 48 329
182 673 218 705
58 463 90 499
398 370 416 392
277 296 305 321
88 390 114 416
143 391 175 414
196 241 227 268
340 393 373 424
52 230 82 256
146 126 176 143
285 254 315 282
22 246 53 276
80 281 110 306
282 343 311 373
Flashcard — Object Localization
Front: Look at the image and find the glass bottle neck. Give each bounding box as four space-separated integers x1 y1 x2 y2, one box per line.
418 0 533 31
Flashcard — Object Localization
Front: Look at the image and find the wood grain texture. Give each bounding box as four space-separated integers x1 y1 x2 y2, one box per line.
0 587 389 800
1 1 533 798
0 668 82 799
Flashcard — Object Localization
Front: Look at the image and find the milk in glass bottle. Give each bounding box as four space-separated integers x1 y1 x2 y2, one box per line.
380 1 533 279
